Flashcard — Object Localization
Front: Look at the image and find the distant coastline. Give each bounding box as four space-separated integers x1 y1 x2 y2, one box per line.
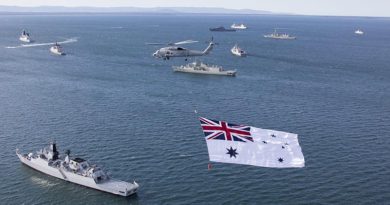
0 6 287 15
0 6 388 18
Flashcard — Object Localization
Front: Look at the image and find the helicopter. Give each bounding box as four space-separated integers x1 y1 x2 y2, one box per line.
147 39 215 60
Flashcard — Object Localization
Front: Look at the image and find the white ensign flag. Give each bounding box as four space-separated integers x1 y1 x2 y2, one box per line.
200 117 305 168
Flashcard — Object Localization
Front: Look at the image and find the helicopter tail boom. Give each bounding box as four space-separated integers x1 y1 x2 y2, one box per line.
202 41 214 55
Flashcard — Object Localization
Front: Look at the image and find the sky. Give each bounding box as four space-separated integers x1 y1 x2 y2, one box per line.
0 0 389 17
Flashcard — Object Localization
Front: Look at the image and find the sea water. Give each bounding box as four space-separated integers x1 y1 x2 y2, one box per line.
0 14 389 204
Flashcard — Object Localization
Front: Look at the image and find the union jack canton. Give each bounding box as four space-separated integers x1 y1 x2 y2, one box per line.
199 117 253 142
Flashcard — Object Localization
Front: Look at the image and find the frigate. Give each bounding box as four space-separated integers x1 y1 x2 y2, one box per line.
355 29 364 35
264 29 296 40
231 44 247 57
173 60 236 76
19 30 32 43
50 42 66 55
16 142 139 196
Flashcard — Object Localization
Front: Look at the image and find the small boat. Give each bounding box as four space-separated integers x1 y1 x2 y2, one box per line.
209 26 236 32
19 30 32 43
173 60 236 76
50 42 65 55
264 29 296 40
231 44 247 57
231 23 247 30
355 29 364 35
16 142 139 196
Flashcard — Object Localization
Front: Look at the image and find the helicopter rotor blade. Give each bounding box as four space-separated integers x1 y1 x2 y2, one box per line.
146 40 198 46
145 42 167 45
174 40 199 45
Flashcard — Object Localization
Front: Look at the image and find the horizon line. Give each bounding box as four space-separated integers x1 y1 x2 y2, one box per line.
0 5 389 18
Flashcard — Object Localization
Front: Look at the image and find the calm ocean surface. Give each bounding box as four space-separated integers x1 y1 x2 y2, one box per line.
0 14 389 204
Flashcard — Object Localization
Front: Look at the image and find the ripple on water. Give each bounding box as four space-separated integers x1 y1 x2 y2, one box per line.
1 15 390 204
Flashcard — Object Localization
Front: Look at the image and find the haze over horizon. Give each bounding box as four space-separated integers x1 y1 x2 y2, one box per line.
0 0 389 17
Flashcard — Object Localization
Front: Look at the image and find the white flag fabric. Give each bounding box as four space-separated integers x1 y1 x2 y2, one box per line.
200 117 305 168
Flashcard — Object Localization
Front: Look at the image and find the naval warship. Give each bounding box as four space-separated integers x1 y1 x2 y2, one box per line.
209 26 236 32
231 44 247 57
264 29 296 40
50 42 66 55
16 142 139 196
173 60 236 76
355 29 364 35
231 23 248 30
19 30 32 43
